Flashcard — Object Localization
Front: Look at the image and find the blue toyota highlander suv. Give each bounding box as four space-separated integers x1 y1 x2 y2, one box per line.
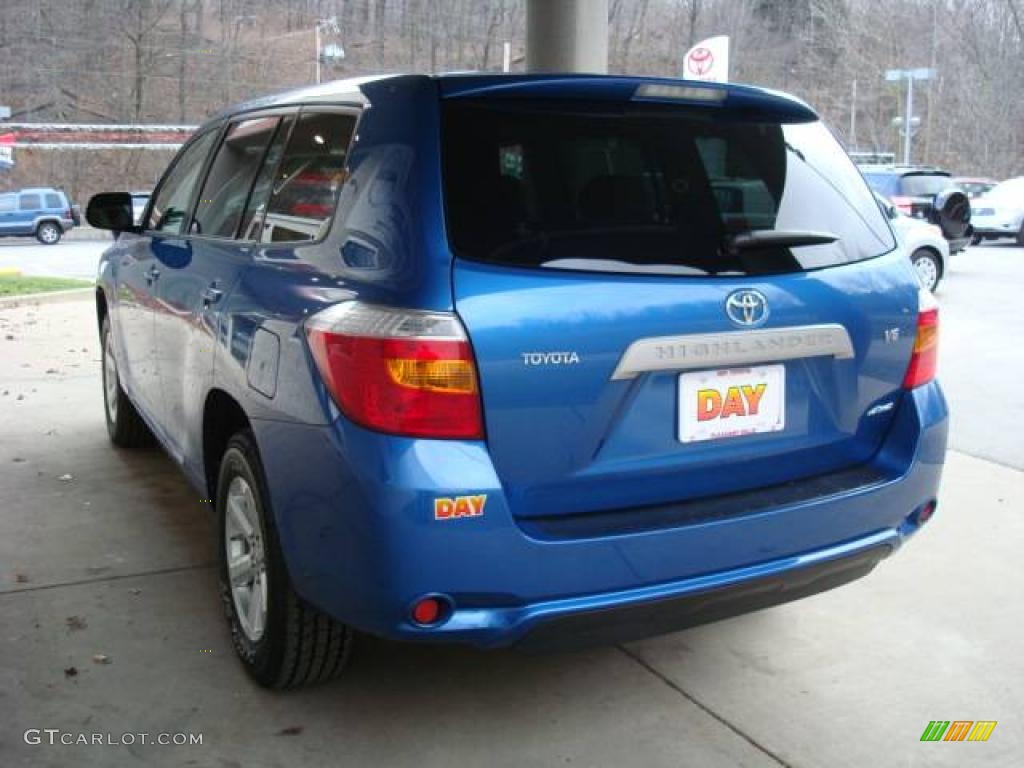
86 74 948 688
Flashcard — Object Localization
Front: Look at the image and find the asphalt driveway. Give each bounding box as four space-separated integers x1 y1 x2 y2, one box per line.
1 245 1021 767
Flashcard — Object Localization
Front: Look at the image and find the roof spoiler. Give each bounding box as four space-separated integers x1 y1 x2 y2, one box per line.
437 74 818 123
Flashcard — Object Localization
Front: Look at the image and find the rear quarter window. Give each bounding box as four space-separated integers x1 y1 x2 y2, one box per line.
45 193 62 209
257 112 357 244
442 101 895 276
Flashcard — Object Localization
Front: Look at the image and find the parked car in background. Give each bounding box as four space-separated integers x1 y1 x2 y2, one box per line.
954 177 996 200
860 166 972 253
0 187 76 244
87 74 947 689
969 177 1024 246
875 192 949 291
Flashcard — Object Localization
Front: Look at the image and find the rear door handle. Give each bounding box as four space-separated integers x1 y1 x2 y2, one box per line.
201 285 223 307
145 266 160 285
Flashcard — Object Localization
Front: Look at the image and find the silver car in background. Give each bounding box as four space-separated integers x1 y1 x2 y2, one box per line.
876 192 950 292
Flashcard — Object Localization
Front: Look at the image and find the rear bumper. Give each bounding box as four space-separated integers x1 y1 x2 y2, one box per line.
946 235 971 253
515 539 893 650
253 381 947 648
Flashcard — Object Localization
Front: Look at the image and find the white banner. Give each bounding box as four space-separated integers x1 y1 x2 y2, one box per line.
683 36 729 83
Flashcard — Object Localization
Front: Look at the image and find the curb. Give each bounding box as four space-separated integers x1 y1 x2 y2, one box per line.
0 287 94 308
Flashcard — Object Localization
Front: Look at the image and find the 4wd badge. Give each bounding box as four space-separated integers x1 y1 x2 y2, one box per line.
434 495 487 520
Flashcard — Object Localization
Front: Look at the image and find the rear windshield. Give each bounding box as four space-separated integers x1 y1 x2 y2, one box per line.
898 173 952 197
442 101 895 276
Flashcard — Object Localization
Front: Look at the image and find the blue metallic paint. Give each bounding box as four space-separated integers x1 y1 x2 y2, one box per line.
96 73 948 648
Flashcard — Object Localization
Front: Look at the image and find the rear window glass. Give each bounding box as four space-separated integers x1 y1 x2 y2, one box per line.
442 101 895 276
19 194 41 211
862 173 899 198
899 174 952 197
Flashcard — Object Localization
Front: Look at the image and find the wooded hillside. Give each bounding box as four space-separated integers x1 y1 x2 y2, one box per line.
1 0 1021 199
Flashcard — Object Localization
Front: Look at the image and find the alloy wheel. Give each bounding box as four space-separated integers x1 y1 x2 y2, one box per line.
224 476 268 643
103 330 119 423
913 254 939 292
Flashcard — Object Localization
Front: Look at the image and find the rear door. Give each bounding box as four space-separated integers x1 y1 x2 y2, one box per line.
151 115 285 462
124 128 220 432
15 192 41 234
442 90 919 521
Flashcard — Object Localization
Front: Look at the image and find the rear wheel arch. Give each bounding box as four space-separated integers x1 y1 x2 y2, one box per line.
35 217 63 232
203 389 252 500
95 288 109 336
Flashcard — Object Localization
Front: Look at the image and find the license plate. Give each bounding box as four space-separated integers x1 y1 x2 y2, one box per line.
678 365 785 443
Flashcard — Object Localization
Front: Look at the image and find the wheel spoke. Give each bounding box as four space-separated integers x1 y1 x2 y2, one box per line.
227 493 253 537
228 551 254 586
247 577 265 636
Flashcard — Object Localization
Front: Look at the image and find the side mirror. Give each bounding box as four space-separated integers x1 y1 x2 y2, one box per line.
86 192 139 233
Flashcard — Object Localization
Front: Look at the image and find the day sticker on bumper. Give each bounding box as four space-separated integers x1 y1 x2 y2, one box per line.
434 495 487 520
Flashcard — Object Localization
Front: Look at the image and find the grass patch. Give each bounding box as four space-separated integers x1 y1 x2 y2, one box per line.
0 274 92 297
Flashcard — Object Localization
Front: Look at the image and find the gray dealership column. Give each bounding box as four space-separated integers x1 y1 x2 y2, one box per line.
526 0 609 73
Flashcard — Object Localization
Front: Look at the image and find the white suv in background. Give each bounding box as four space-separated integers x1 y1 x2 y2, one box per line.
970 178 1024 246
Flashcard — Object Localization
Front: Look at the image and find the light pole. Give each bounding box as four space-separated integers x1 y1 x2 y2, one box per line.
885 68 934 165
314 17 340 84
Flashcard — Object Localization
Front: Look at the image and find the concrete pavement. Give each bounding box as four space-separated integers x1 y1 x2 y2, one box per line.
1 247 1022 767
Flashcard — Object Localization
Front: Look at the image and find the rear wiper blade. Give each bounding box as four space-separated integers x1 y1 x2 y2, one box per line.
723 229 838 254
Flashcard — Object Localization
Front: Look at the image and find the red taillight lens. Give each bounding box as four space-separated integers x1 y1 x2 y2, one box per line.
902 292 939 389
305 303 484 439
891 196 913 215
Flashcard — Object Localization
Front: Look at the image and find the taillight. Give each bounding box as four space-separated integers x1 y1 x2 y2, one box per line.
891 196 913 215
305 302 484 439
902 290 939 389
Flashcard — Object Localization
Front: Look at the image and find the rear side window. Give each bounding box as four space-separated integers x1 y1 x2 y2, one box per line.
192 117 280 239
19 194 41 211
259 112 356 243
147 130 218 234
45 193 62 209
238 115 294 241
442 101 895 276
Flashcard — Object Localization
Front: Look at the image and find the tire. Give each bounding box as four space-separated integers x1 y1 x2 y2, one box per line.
931 188 971 241
35 221 62 245
911 249 942 292
218 430 353 688
100 317 153 448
